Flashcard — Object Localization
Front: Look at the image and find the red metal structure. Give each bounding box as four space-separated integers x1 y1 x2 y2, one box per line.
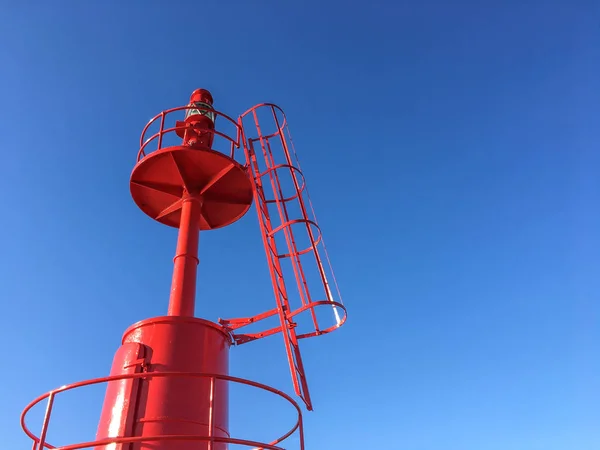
21 89 347 449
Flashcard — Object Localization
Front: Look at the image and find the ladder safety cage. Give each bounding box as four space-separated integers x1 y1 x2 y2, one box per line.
219 103 347 410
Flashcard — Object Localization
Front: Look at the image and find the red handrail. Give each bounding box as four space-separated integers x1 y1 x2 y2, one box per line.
22 371 304 450
137 105 243 163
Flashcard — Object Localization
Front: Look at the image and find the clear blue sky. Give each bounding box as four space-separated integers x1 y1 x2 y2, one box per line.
1 1 599 449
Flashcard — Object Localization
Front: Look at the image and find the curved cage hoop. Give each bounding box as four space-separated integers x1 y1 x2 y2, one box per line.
22 372 304 450
239 103 288 141
291 300 347 339
257 164 306 204
268 218 322 258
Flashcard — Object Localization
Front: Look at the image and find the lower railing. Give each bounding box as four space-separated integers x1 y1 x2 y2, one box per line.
21 372 304 450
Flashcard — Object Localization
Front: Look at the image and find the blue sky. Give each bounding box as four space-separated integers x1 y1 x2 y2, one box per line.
1 0 599 449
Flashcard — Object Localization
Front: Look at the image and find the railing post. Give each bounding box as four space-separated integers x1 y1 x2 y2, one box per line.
208 376 215 450
232 123 240 159
158 111 165 150
36 392 55 450
298 414 305 450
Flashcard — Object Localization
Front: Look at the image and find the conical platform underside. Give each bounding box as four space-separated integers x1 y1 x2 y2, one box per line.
130 147 253 230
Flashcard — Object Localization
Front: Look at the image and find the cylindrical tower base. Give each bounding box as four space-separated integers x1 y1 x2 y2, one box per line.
96 316 231 450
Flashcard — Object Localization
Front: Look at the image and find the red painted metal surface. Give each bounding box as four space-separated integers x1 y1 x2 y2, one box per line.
20 89 346 449
168 194 202 317
95 342 148 447
220 104 347 410
22 372 304 450
95 92 246 449
130 93 253 231
96 317 231 450
177 88 216 148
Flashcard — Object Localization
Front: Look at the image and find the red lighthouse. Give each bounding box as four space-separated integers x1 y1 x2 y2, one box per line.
21 90 347 449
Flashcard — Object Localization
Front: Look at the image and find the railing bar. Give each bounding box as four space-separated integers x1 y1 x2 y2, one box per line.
299 414 305 450
158 111 165 149
208 376 215 450
137 106 243 163
22 371 305 450
36 392 54 450
49 434 286 450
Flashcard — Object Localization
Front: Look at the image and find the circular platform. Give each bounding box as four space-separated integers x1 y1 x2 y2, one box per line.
130 146 253 230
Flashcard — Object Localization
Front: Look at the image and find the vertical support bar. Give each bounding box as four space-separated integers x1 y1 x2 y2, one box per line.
167 195 202 317
158 112 165 150
36 392 55 450
298 415 305 450
208 376 215 450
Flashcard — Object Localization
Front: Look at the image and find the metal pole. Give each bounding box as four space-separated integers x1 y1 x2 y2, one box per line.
168 194 202 317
